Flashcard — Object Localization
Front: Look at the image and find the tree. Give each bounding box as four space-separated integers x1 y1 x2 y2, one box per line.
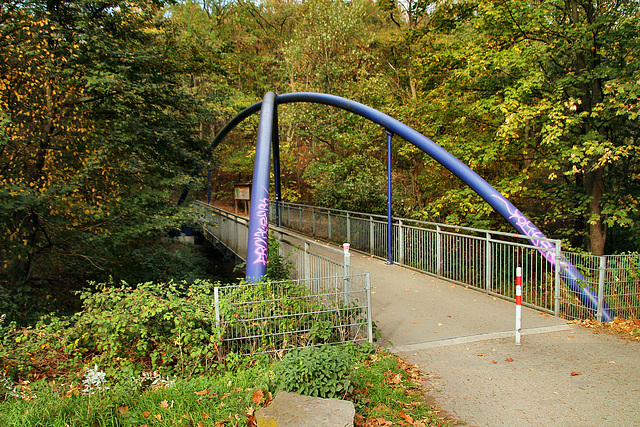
0 0 213 286
412 0 640 253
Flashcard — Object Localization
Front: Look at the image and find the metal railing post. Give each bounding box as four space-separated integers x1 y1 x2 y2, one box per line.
299 205 303 232
214 286 220 329
328 212 332 240
343 245 351 306
436 225 442 276
554 242 561 317
347 212 351 243
369 216 375 255
398 220 404 265
312 207 316 236
304 242 311 284
485 233 492 293
597 255 606 323
366 272 373 343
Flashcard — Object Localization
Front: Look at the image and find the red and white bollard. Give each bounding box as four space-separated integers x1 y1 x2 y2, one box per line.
515 267 522 345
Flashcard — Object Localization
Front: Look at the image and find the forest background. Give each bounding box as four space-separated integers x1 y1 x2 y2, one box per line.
2 0 639 298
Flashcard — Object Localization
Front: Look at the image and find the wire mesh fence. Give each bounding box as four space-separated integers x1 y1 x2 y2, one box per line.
195 202 373 355
213 274 372 355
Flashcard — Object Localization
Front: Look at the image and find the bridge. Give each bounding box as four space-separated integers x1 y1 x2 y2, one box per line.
195 200 640 426
190 92 640 425
190 92 640 317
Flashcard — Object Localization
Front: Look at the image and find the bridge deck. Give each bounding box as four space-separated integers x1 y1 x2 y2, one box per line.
273 235 640 426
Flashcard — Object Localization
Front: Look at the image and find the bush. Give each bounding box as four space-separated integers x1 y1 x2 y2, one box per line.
0 280 224 384
274 344 355 399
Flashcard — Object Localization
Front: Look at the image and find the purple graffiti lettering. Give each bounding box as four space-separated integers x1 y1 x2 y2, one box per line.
253 245 268 265
491 195 558 266
252 196 270 265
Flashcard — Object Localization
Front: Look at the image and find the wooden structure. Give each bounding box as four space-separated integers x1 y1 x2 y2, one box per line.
234 182 251 215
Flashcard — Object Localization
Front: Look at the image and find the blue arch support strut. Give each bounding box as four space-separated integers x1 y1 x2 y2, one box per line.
218 91 615 321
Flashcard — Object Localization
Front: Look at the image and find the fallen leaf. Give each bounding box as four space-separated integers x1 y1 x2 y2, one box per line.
476 353 486 357
251 388 264 406
197 423 204 427
505 358 514 362
154 414 161 421
115 406 128 416
202 412 209 420
195 389 209 396
571 371 582 376
142 410 151 418
491 360 498 364
399 411 414 423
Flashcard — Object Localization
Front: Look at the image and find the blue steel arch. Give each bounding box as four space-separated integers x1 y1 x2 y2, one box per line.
214 91 614 321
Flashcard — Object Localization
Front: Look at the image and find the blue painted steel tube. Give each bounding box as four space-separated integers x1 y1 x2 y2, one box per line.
273 97 282 227
245 92 276 282
219 92 615 320
207 163 211 204
387 131 394 265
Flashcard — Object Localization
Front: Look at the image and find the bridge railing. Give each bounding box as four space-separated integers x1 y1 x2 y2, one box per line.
194 201 373 351
271 201 640 321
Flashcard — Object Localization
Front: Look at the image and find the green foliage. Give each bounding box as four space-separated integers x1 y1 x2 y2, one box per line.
0 280 224 382
274 344 355 398
304 154 388 214
411 0 640 254
265 235 295 281
0 0 216 288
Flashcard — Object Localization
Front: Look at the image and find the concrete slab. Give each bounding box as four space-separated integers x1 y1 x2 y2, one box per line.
256 391 354 427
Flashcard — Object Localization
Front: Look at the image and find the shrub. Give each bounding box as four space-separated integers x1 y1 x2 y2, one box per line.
274 344 355 398
0 280 224 383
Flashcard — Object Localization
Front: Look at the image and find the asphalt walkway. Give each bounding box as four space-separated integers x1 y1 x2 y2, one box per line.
311 240 640 427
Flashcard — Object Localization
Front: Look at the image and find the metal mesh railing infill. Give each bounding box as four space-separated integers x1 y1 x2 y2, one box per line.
213 274 372 355
270 201 640 321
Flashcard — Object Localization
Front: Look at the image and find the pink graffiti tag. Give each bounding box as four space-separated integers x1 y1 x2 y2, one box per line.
252 197 270 265
490 195 565 268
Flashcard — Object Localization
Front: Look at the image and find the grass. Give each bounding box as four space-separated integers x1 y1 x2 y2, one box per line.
0 347 454 427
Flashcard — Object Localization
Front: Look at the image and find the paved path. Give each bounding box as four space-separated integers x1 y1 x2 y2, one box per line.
305 239 640 426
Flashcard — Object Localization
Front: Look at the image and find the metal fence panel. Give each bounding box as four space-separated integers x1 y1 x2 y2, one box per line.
215 274 371 355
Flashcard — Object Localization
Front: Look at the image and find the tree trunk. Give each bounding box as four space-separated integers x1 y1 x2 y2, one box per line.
584 167 606 255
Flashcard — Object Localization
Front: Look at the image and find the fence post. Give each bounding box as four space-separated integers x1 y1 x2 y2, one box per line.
214 286 220 329
485 233 492 293
369 216 375 255
515 267 522 345
436 225 442 276
312 207 316 237
398 220 404 265
343 243 351 306
366 272 373 344
597 255 606 323
304 242 311 285
554 241 561 317
328 211 332 240
299 205 303 232
234 216 238 254
347 212 351 243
